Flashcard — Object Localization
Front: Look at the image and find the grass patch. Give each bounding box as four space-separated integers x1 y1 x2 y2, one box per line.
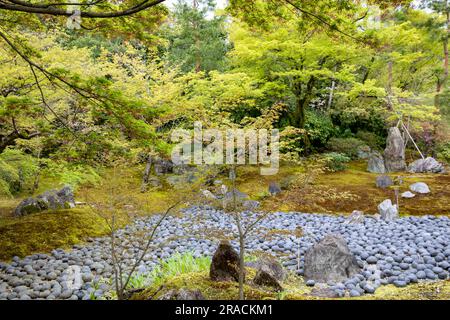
147 252 212 288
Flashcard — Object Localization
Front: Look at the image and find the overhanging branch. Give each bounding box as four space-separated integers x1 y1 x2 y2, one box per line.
0 0 166 18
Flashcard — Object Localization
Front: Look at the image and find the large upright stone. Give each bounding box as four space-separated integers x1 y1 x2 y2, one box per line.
384 127 406 172
304 234 361 283
210 241 241 282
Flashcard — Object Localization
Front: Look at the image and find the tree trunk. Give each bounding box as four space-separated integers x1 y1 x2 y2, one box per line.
140 155 152 192
386 60 394 110
238 229 245 300
193 0 201 73
443 11 449 88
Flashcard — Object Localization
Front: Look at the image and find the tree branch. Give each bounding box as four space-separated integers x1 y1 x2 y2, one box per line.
0 0 166 18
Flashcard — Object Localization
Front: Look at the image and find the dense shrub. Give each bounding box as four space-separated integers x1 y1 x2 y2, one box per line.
305 111 337 149
325 137 366 159
356 130 384 149
41 161 101 190
322 152 351 172
437 142 450 164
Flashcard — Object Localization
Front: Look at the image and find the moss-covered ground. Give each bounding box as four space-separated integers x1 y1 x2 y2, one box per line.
131 269 450 300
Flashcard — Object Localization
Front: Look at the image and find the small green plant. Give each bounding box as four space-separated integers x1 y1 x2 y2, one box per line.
322 152 351 172
148 252 211 287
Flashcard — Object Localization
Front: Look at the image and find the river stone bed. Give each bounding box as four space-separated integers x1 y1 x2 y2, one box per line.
0 207 449 300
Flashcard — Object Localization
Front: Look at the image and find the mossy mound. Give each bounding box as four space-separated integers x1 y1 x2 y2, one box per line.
131 268 286 300
131 269 450 300
0 208 108 261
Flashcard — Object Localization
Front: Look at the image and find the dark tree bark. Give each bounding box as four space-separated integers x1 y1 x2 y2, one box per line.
0 0 166 18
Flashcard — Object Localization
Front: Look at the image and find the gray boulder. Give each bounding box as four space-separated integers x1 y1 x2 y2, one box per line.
251 257 286 291
13 198 44 216
409 182 430 194
378 199 398 221
268 182 282 196
408 157 445 174
344 210 365 225
14 186 75 217
367 151 386 173
248 257 286 282
401 191 415 199
224 188 249 200
375 175 393 189
384 127 406 172
304 234 361 283
154 159 173 175
242 200 260 211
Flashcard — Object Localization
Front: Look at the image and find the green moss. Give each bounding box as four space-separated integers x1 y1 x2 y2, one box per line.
0 208 108 261
131 269 450 300
256 160 450 217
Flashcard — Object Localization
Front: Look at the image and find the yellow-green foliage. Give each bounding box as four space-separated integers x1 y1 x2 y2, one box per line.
37 161 101 193
0 149 39 196
0 208 108 261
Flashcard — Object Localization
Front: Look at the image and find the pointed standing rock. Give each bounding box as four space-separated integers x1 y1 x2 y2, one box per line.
384 127 406 172
210 240 241 282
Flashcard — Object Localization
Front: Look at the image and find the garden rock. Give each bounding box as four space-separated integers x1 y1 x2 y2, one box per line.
367 151 386 174
248 257 286 282
357 146 372 160
378 199 398 221
253 267 283 291
384 127 406 172
210 241 241 282
310 287 340 298
376 175 393 189
408 157 445 174
409 182 430 194
154 159 173 175
268 182 282 196
14 186 75 217
159 289 204 300
344 211 365 225
243 200 260 211
224 189 248 201
304 234 361 283
401 191 415 199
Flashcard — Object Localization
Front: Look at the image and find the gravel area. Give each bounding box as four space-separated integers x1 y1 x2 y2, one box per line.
1 207 449 299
